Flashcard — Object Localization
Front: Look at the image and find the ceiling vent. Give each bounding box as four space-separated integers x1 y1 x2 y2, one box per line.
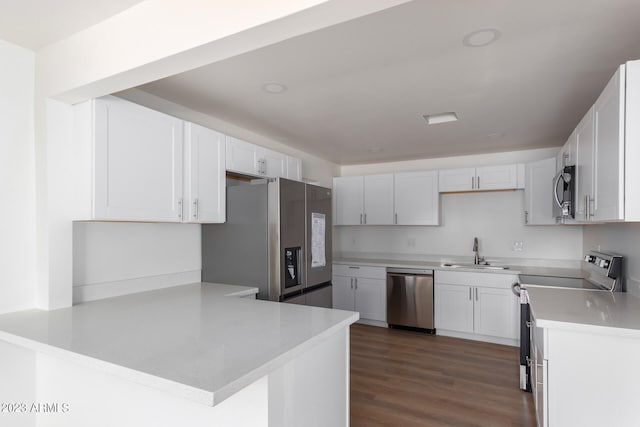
423 112 458 125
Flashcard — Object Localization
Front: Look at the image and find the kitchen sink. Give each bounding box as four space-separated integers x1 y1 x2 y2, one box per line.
441 263 509 270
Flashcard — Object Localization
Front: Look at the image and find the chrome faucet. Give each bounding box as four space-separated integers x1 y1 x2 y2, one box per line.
473 237 481 265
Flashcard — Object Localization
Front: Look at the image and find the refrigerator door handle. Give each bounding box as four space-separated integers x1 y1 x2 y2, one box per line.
299 247 304 288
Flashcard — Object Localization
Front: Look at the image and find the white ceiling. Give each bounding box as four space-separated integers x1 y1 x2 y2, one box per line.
0 0 145 50
138 0 640 165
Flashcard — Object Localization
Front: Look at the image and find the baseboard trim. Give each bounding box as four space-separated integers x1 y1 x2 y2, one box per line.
436 329 519 347
73 270 202 303
357 319 388 328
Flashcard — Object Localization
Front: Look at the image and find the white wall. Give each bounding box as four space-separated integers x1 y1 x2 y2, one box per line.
0 39 36 314
73 222 201 302
583 223 640 296
335 148 584 263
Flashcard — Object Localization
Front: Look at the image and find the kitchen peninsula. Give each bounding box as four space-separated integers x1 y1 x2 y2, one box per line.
0 283 358 427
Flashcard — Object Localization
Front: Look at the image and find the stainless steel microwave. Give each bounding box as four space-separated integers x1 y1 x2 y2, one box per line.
552 165 575 221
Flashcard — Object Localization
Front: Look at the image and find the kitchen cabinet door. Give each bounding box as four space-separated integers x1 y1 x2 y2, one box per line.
473 286 518 340
476 165 518 190
93 96 184 222
438 168 475 192
286 156 302 181
184 123 225 223
363 174 394 225
434 283 474 333
574 107 595 221
353 278 386 322
332 275 355 311
259 147 287 178
394 171 439 225
226 136 258 175
593 65 625 221
524 158 557 225
557 131 576 172
333 176 364 225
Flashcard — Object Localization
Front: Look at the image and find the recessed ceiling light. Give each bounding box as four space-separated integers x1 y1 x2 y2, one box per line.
423 112 458 125
262 82 287 94
462 28 501 47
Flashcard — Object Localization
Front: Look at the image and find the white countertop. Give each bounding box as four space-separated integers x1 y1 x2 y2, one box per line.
0 282 358 406
334 256 583 278
527 287 640 337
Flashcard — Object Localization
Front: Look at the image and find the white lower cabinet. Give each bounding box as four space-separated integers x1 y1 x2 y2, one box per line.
332 264 386 324
530 316 548 427
434 271 519 345
530 313 640 427
433 283 474 333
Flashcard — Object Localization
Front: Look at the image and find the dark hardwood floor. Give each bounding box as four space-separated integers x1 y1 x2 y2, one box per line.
350 324 536 427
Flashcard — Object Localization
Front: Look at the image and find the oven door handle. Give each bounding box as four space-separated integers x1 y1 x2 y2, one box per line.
511 282 521 297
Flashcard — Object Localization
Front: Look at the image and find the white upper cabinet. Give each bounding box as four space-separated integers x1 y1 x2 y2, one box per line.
184 123 225 223
74 96 227 223
438 165 518 192
333 174 394 225
593 65 625 221
363 174 394 225
89 96 185 222
286 156 302 181
558 59 640 223
625 60 640 221
438 168 475 192
574 106 595 222
394 170 439 225
524 158 557 225
225 136 258 176
225 136 293 179
333 176 364 225
475 165 518 190
258 146 287 178
557 130 576 172
334 171 438 226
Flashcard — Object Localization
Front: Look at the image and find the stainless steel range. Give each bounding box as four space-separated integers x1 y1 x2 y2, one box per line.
512 250 623 391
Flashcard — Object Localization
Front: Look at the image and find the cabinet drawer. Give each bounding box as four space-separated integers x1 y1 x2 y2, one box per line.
435 270 519 288
333 264 386 279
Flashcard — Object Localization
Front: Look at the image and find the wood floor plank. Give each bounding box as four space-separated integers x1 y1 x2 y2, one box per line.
350 324 536 427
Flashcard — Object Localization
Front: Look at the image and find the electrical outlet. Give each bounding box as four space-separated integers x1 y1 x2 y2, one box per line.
512 241 524 252
407 237 416 248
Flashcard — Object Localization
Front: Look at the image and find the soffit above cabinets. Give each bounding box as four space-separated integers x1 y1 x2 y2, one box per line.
136 0 640 165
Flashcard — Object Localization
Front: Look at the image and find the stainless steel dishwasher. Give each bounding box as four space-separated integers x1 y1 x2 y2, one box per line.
386 268 435 333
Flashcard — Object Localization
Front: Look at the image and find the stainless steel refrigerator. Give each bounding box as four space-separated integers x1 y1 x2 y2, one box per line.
202 177 333 307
